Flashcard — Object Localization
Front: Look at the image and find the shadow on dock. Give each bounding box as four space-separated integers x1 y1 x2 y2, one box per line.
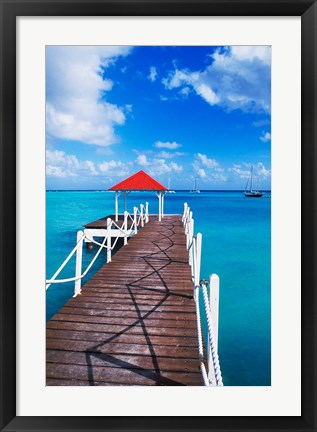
46 216 202 386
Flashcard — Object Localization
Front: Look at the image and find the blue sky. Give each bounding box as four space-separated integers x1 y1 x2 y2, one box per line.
46 46 271 190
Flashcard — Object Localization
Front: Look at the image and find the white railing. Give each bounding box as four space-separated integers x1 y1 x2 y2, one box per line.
46 203 149 297
182 202 223 387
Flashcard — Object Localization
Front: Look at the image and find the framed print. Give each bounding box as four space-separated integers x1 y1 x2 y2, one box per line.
0 0 316 431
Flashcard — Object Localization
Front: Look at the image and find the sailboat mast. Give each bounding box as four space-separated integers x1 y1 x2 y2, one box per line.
250 165 253 192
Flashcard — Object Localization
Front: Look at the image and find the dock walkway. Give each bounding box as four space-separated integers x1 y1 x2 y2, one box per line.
46 215 203 386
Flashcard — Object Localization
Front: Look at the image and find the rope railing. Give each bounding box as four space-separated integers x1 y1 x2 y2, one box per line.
201 282 223 386
46 202 149 296
183 201 223 387
45 234 86 290
46 233 109 288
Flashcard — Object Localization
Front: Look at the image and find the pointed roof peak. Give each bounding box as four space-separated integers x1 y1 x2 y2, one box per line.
108 170 168 191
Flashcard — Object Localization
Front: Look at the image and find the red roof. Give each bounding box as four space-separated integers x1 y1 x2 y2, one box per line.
108 170 168 191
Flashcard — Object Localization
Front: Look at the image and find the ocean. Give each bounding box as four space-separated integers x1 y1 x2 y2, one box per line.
46 190 271 386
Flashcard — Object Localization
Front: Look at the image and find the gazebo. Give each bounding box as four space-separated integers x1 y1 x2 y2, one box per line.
108 170 168 222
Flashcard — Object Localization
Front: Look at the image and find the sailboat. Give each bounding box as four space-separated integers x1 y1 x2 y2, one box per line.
190 177 200 193
167 177 176 193
244 165 263 198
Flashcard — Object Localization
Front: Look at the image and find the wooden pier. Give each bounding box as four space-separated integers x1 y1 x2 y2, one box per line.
46 215 203 386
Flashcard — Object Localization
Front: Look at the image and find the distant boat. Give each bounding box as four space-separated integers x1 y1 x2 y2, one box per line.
190 177 200 193
244 166 263 198
167 177 176 193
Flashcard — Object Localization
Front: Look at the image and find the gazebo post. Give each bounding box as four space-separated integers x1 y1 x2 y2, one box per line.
158 192 162 221
124 191 127 214
161 192 165 219
115 191 119 222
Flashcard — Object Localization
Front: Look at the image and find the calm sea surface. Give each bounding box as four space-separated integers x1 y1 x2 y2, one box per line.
46 191 271 386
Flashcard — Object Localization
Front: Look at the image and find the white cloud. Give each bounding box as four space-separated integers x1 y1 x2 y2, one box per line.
169 162 183 173
197 153 223 170
192 154 226 182
231 46 271 65
46 149 99 177
154 141 182 150
46 165 76 178
135 154 149 166
148 66 158 82
46 46 132 146
229 162 271 179
256 162 271 177
229 164 250 179
124 104 133 114
179 86 191 97
259 131 271 142
149 159 183 176
135 154 183 176
46 149 130 178
211 173 227 182
196 168 207 178
99 160 130 176
162 69 188 89
196 84 220 105
163 46 271 113
156 151 185 159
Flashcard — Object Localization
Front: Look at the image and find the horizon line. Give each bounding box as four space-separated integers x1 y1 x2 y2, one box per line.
46 189 272 192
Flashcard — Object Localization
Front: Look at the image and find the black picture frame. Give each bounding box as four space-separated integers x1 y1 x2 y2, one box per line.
1 1 316 431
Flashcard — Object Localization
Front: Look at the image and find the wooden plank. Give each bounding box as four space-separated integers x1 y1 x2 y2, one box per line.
58 306 197 319
47 320 198 337
47 350 200 373
46 338 199 359
80 285 193 293
46 378 132 386
59 301 194 311
59 295 193 308
51 314 196 329
75 289 193 299
46 330 199 348
47 215 202 386
46 363 202 386
62 303 195 313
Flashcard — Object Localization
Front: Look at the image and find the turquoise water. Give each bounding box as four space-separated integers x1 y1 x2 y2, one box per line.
46 191 271 386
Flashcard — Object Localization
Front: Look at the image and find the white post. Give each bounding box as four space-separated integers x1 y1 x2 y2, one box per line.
189 216 194 265
185 211 190 248
124 191 127 214
190 234 196 275
182 202 188 223
115 191 119 222
106 217 112 263
209 274 219 356
133 207 138 234
195 233 202 286
187 211 193 249
145 202 149 223
190 214 194 240
184 205 190 230
124 211 128 245
161 193 165 219
140 204 144 227
208 274 220 385
158 193 162 222
74 230 84 297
